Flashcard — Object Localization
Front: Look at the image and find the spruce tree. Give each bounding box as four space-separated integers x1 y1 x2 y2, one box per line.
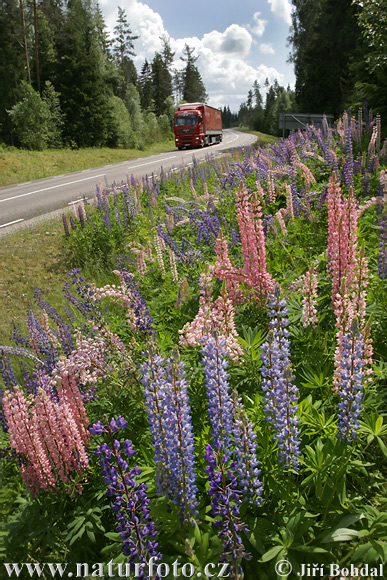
0 0 27 143
113 6 138 97
180 44 207 103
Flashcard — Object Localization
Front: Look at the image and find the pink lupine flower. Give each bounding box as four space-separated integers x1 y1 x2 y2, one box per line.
137 249 147 276
179 268 243 362
190 178 198 200
268 165 276 203
3 379 90 495
215 184 274 304
285 184 294 222
327 174 358 306
168 247 179 283
154 232 166 277
275 208 288 236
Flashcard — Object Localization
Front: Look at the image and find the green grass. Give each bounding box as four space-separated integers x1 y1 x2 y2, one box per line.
0 140 175 187
0 218 70 344
236 126 279 145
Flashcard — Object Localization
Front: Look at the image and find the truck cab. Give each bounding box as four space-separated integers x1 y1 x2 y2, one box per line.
174 103 222 150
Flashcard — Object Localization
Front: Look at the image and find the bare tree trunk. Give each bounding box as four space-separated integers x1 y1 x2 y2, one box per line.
20 0 31 84
33 0 40 93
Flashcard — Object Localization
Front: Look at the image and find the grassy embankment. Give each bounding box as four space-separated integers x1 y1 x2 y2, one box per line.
0 131 275 345
0 140 175 187
236 126 279 145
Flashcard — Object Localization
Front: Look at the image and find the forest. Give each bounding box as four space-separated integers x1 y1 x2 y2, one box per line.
2 0 386 151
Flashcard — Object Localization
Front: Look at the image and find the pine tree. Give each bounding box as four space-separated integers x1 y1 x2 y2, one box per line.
113 6 138 97
0 0 26 143
180 44 207 103
55 0 113 146
139 59 153 110
289 0 360 117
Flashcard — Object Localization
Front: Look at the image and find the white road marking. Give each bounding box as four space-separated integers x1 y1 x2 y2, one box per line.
128 155 176 170
0 218 24 228
0 174 106 204
68 198 88 205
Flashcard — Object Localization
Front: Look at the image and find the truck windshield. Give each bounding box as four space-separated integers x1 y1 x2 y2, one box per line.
175 116 198 126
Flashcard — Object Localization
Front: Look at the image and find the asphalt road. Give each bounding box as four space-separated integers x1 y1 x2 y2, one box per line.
0 129 256 231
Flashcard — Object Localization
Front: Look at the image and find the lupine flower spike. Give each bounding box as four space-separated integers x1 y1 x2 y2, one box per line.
90 416 162 577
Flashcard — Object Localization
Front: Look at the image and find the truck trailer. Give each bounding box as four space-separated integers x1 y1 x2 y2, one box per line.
174 103 222 150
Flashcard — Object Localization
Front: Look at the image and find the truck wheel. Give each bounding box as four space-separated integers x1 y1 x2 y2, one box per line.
178 147 183 150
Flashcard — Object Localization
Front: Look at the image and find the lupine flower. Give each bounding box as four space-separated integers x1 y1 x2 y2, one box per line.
3 379 90 495
140 350 198 523
337 320 365 443
215 183 274 304
179 269 243 362
91 417 162 576
113 269 155 337
333 246 373 392
231 391 263 506
259 289 300 470
62 214 70 237
204 444 251 576
201 335 234 451
326 174 358 306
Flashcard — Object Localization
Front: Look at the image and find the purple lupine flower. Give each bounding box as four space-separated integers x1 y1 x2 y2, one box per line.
337 320 365 443
113 191 121 228
77 204 85 228
91 417 162 577
140 349 198 523
62 214 70 237
289 170 300 216
157 224 195 265
377 212 387 279
344 126 355 192
0 351 18 390
140 352 170 496
117 267 155 337
201 335 234 452
260 289 301 470
231 392 263 506
204 444 251 572
163 351 198 521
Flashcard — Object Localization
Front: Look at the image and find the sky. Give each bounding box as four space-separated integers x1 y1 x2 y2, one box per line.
99 0 296 113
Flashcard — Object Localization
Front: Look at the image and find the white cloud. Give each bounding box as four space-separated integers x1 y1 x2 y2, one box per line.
100 0 166 63
267 0 292 25
260 43 275 55
248 12 267 37
99 0 285 111
202 25 252 58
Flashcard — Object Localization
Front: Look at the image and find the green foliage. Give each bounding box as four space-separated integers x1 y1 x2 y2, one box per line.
2 130 387 578
8 82 52 150
181 44 208 103
107 95 134 148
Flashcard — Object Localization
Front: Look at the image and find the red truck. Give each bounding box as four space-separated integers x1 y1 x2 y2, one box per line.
174 103 222 150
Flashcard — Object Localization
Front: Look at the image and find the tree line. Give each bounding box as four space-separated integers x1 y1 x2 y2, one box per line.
288 0 387 133
0 0 207 149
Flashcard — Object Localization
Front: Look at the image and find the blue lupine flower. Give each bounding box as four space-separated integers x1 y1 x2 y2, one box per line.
232 392 263 506
201 335 234 452
337 321 365 443
140 350 198 523
203 444 251 568
260 289 301 470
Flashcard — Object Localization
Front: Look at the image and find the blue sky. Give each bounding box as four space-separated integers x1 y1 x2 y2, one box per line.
99 0 295 112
